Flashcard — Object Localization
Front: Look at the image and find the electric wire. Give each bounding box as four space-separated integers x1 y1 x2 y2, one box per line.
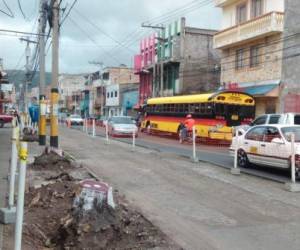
17 0 26 19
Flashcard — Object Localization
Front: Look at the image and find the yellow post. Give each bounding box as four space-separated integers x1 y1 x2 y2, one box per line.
38 95 47 145
50 88 59 148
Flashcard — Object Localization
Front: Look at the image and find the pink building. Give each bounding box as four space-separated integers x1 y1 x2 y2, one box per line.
134 34 156 107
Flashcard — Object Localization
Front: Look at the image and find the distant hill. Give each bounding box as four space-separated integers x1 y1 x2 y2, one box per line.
6 70 52 91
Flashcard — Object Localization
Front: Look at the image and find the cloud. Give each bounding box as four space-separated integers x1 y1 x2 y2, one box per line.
0 0 221 74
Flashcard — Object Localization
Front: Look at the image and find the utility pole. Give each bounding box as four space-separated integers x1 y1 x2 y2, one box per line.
19 38 38 114
89 61 104 116
38 0 47 146
50 0 59 148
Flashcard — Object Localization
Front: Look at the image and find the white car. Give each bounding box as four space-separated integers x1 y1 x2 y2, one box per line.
234 113 300 135
107 116 138 137
67 114 84 126
230 124 300 173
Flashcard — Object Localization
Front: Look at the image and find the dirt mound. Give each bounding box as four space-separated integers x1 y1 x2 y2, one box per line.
23 181 178 250
30 151 73 171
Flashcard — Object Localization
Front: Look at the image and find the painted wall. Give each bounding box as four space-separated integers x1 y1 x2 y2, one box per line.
105 84 119 107
122 90 138 116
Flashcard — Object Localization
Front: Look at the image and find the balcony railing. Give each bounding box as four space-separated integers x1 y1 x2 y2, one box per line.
214 12 284 49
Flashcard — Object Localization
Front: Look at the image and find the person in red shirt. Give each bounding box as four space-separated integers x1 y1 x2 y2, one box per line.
180 114 196 143
184 114 195 132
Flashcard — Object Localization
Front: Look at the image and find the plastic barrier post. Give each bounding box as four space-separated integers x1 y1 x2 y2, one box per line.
0 122 18 224
192 126 198 162
105 122 109 145
14 141 28 250
132 130 136 152
92 119 96 137
231 129 241 175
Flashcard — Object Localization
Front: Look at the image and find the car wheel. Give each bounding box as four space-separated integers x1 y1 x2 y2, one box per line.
0 120 4 128
238 149 249 168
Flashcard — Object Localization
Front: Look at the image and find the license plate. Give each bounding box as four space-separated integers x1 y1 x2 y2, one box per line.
231 115 239 121
250 146 257 154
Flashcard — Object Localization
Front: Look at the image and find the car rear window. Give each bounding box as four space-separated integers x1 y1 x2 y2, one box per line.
294 115 300 125
269 115 280 124
252 116 267 125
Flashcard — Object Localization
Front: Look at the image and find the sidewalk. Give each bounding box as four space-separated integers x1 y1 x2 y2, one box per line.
59 126 300 250
0 128 11 249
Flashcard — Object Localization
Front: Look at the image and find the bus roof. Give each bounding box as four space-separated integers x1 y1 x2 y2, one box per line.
147 91 255 105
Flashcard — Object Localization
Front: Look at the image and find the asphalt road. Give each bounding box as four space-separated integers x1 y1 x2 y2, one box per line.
59 126 300 250
71 124 292 183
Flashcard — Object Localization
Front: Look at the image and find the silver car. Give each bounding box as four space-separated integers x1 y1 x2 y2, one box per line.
107 116 138 137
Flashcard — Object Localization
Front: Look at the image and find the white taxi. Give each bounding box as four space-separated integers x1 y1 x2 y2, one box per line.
230 125 300 172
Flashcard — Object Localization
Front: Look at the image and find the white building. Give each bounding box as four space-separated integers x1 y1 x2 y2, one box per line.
105 84 121 117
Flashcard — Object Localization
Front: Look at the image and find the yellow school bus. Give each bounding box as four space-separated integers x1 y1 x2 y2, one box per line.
141 91 255 142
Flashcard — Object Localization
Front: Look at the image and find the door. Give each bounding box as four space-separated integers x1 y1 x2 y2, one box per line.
244 126 266 164
262 126 289 168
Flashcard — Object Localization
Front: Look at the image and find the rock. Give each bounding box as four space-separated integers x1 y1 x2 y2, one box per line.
82 223 91 233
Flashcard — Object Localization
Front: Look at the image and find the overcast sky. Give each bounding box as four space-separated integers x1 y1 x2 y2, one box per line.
0 0 221 74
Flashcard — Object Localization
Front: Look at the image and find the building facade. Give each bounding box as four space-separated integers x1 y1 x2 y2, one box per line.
214 0 285 115
134 18 220 107
280 0 300 112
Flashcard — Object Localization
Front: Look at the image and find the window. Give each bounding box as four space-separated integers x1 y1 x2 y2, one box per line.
236 3 247 24
107 92 109 98
245 127 265 141
251 0 263 18
110 92 113 98
269 115 280 124
115 91 118 97
252 115 267 125
264 127 281 143
235 49 246 69
250 45 261 67
294 115 300 125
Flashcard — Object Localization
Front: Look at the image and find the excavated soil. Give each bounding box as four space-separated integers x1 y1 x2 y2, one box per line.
6 152 180 250
29 151 73 171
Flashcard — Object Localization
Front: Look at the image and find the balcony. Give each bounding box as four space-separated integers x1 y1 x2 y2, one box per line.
214 12 284 49
215 0 238 7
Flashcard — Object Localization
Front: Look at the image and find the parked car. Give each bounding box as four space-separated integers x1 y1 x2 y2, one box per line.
234 113 300 135
230 124 300 174
0 113 14 128
66 114 84 126
107 116 138 137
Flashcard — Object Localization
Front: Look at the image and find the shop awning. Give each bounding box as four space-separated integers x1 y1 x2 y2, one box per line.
242 84 279 97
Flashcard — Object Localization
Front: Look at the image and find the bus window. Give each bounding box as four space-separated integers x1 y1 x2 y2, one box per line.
215 104 225 115
170 104 175 112
194 104 200 114
189 104 195 113
206 104 213 114
200 103 205 113
184 104 189 113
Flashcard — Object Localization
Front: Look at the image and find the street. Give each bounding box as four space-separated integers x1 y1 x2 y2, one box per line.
75 124 292 183
58 126 300 250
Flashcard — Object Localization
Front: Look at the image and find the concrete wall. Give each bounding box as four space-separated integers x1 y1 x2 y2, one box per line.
180 29 221 94
221 33 283 84
103 67 139 85
280 0 300 112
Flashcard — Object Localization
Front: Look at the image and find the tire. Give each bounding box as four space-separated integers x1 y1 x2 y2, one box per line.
0 120 4 128
238 149 250 168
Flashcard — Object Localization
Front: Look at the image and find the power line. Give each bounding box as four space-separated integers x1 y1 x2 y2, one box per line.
60 0 78 27
67 15 123 65
0 0 14 17
17 0 26 19
73 8 136 54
